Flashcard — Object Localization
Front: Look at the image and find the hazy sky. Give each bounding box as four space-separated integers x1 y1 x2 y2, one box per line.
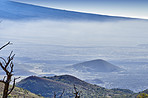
1 20 148 47
12 0 148 19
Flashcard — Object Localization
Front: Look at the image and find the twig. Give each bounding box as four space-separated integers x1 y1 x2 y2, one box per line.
0 42 11 51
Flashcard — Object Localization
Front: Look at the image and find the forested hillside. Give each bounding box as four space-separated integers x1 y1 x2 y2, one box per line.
17 75 134 98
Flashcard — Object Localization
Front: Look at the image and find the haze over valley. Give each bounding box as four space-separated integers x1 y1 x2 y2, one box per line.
1 0 148 94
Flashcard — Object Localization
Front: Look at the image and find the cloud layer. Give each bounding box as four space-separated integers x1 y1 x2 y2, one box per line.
0 20 148 46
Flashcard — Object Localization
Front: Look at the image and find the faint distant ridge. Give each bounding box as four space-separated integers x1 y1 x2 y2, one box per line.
0 0 142 21
71 59 123 72
137 44 148 47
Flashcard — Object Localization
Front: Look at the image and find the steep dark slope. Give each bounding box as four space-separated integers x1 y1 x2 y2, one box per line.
0 0 137 21
0 82 43 98
70 59 123 72
16 76 72 97
17 75 133 97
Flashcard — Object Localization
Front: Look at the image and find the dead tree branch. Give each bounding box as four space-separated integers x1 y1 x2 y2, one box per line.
59 89 65 98
8 77 20 95
54 92 56 98
73 85 80 98
0 42 12 51
0 42 17 98
53 89 65 98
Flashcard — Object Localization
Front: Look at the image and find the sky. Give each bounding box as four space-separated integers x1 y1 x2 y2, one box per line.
1 0 148 47
12 0 148 19
1 20 148 47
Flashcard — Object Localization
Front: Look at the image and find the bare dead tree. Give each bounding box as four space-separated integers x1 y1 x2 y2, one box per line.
59 89 65 98
54 92 56 98
0 42 19 98
53 89 65 98
73 85 80 98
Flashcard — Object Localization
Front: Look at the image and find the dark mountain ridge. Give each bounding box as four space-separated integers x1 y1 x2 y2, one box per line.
46 75 87 86
16 75 133 97
17 76 72 97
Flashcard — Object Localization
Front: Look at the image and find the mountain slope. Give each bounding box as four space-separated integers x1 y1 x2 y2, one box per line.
85 79 104 84
16 75 133 97
0 0 137 21
69 59 123 72
0 82 43 98
16 76 72 97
